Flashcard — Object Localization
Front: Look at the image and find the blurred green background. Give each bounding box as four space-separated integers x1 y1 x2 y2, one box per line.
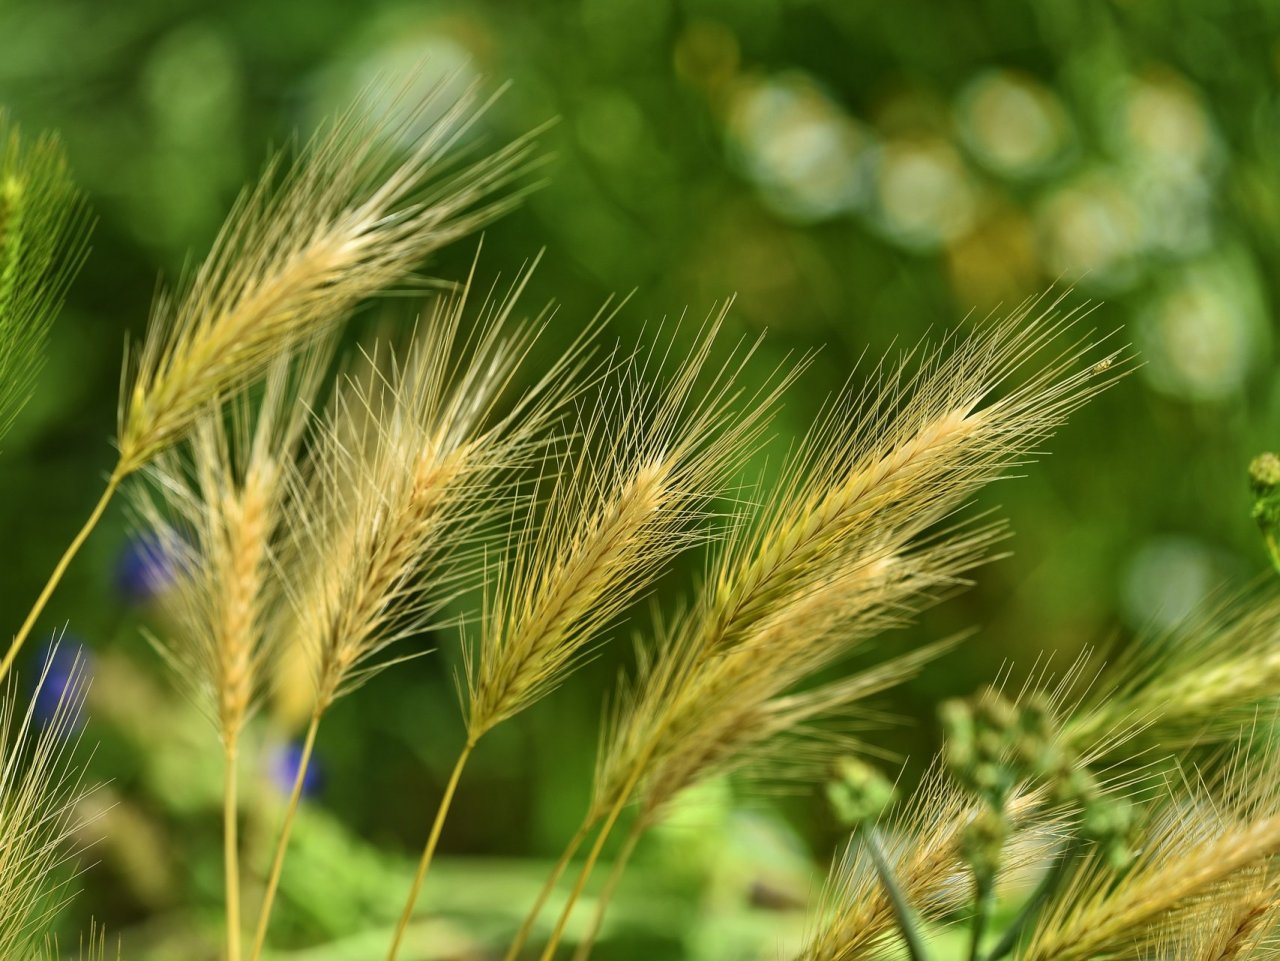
3 0 1280 957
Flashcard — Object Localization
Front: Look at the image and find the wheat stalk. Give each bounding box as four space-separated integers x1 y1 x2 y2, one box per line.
135 349 327 961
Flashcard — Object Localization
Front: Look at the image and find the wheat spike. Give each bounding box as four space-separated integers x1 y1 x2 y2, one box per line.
116 79 538 474
1023 751 1280 961
291 264 568 714
138 349 327 743
1 79 538 687
256 264 577 961
595 296 1123 822
0 113 88 442
1067 588 1280 755
510 295 1122 961
463 308 796 740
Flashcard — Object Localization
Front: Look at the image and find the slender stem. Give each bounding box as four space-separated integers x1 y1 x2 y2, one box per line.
968 871 995 961
570 819 643 961
863 826 930 961
385 739 477 961
1265 531 1280 576
537 763 647 961
250 709 321 961
224 739 243 961
984 836 1080 961
0 468 123 684
501 813 596 961
503 813 597 961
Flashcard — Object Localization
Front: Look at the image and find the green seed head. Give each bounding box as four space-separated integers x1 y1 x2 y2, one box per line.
826 756 897 828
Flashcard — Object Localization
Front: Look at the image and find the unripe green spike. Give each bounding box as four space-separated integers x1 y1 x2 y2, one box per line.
0 175 23 315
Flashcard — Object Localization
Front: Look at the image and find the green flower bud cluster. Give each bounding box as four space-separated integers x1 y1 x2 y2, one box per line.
826 756 898 828
1042 753 1133 870
942 690 1133 876
941 690 1024 878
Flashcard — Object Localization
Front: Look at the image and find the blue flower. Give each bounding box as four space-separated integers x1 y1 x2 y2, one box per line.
115 533 182 604
268 740 324 798
31 637 89 732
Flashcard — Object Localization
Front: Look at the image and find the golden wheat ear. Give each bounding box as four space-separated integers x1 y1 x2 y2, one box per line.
593 294 1125 813
461 308 800 742
257 261 582 961
1067 586 1280 756
394 309 799 961
131 348 331 961
1022 743 1280 961
505 295 1125 961
284 259 576 716
135 345 331 746
0 79 541 688
116 78 541 475
0 642 98 960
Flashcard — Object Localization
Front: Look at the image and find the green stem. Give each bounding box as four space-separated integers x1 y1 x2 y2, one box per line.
537 764 647 961
1265 531 1280 576
983 836 1080 961
570 819 643 961
386 739 476 961
862 825 930 961
225 739 243 961
968 871 995 961
250 709 321 961
0 468 123 684
503 814 597 961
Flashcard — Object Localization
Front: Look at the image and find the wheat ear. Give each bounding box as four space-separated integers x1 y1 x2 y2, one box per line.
1023 775 1280 961
1067 588 1280 755
1 79 539 686
391 312 796 961
526 298 1121 959
136 349 327 961
0 646 96 960
256 264 571 961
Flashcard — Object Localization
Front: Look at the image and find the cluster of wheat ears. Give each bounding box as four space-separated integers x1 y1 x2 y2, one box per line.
4 78 1280 961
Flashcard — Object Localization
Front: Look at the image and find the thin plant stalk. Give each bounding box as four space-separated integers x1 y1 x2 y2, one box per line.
503 816 596 961
984 837 1081 961
250 708 321 961
862 826 930 961
0 468 123 684
385 739 477 961
224 741 243 961
570 820 643 961
968 872 995 961
538 758 650 961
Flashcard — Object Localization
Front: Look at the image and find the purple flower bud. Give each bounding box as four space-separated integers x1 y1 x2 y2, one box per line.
31 637 89 732
268 740 323 798
115 533 182 604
